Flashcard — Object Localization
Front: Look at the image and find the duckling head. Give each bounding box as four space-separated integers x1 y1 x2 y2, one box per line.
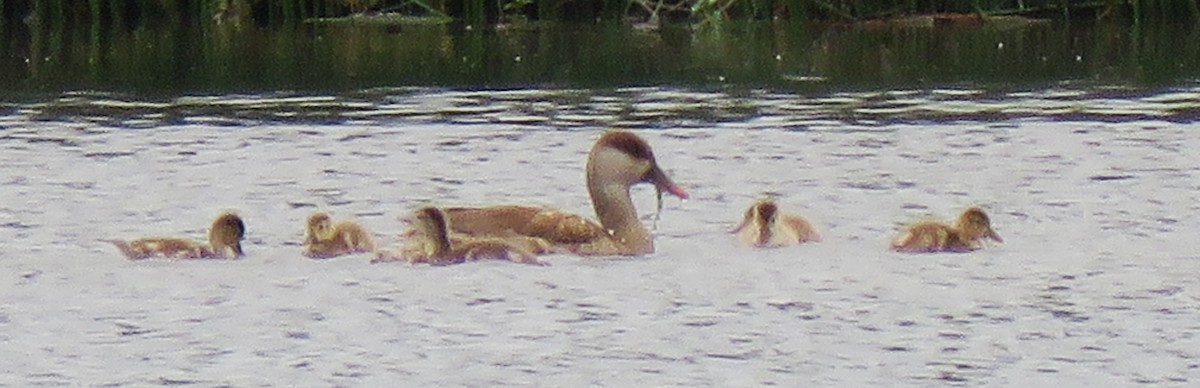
412 207 453 254
751 199 779 246
753 200 779 224
210 212 245 258
305 212 333 243
956 207 1003 243
411 207 442 235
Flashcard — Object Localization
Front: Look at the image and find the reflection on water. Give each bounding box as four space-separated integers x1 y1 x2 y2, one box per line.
5 86 1200 131
1 19 1198 96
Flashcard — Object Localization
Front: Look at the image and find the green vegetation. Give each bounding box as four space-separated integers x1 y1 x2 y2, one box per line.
1 0 1197 27
0 0 1196 96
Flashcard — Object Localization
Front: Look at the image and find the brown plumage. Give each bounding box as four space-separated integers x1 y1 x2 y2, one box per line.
373 207 548 266
730 197 821 248
890 207 1003 253
303 212 376 259
110 212 245 260
427 131 689 256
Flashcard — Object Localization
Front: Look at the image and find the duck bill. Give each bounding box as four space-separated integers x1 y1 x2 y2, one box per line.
648 165 689 200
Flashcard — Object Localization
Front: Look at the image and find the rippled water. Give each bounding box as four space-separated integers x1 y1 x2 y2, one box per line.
2 87 1199 386
8 85 1200 127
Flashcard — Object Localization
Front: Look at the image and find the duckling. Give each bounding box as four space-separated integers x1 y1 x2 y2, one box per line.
730 196 821 248
303 212 376 259
373 207 548 266
891 207 1003 253
110 212 245 260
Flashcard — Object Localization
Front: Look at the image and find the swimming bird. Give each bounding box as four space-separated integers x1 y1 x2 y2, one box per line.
890 207 1003 253
110 212 245 260
303 212 376 259
730 196 821 248
373 206 547 266
425 131 689 256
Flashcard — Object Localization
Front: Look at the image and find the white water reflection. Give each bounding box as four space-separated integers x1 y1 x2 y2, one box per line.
1 89 1198 386
8 85 1200 130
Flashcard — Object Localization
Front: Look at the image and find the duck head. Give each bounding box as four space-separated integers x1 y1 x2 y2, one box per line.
209 212 245 258
586 131 688 200
956 207 1003 243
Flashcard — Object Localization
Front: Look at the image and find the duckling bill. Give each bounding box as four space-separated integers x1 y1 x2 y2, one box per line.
110 212 245 260
891 207 1003 253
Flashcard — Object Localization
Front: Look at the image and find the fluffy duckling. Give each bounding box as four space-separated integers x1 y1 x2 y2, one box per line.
303 212 376 259
373 207 548 266
730 197 821 248
891 207 1003 253
110 212 245 260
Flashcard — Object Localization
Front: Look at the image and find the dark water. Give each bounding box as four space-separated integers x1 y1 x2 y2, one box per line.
1 17 1198 97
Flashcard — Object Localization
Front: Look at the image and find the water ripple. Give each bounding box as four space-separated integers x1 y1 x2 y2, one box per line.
8 85 1200 130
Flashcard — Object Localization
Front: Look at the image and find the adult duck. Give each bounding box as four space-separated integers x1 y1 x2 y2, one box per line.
430 131 688 256
891 207 1003 253
110 212 245 260
730 196 821 248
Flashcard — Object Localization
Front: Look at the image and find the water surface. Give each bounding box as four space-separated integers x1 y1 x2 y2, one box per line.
2 87 1199 385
